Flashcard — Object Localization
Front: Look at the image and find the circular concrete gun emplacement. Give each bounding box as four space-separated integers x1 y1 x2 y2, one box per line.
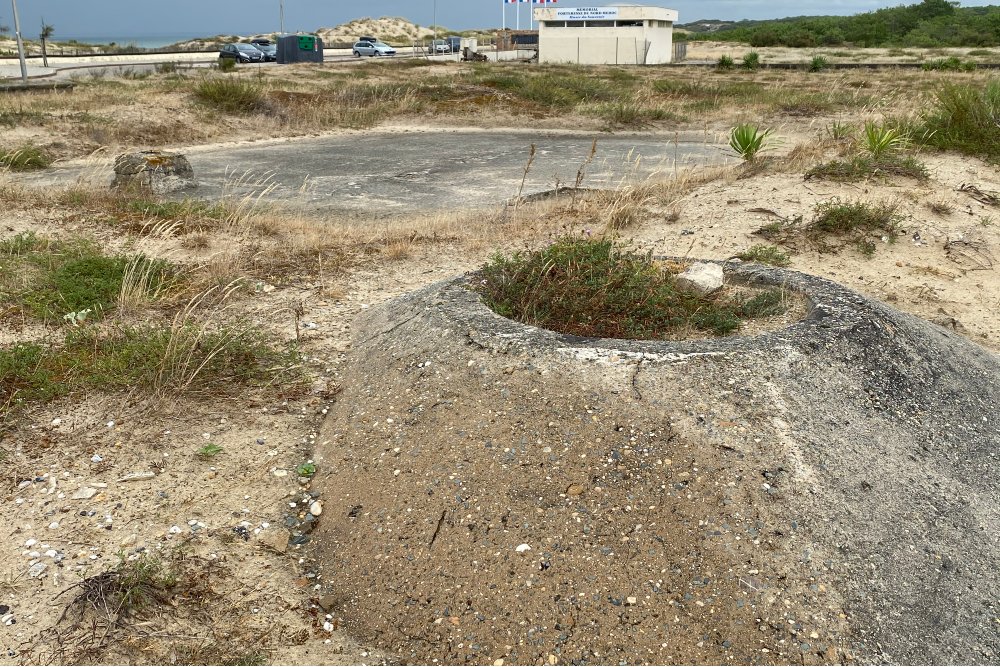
314 260 1000 665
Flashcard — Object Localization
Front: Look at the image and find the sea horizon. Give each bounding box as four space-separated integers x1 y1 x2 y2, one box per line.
55 33 255 49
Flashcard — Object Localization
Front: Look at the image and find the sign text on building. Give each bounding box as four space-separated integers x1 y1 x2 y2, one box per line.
554 6 620 20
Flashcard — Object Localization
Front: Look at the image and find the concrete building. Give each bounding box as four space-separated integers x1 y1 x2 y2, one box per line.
533 4 679 65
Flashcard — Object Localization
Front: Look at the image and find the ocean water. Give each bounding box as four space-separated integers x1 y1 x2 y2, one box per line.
58 34 212 49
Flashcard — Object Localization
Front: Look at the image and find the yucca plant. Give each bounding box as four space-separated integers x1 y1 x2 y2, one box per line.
716 54 735 70
809 55 829 72
862 121 907 160
730 124 774 162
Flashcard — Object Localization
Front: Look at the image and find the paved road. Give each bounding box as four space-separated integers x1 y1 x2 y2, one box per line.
20 131 729 216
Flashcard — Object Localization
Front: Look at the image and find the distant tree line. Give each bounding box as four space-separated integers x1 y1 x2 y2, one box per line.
680 0 1000 48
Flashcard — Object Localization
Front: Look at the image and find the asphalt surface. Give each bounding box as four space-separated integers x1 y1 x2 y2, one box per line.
184 131 727 216
20 131 728 217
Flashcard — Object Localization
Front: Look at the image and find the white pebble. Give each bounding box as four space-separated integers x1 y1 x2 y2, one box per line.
515 544 531 553
91 454 103 463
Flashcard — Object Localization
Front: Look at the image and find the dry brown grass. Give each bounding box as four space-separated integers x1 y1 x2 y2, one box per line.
3 61 994 164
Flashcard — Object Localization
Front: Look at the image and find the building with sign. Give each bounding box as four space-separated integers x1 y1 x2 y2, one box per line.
533 4 679 65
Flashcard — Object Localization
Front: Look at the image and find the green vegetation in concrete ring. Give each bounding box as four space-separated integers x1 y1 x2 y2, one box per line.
474 236 789 340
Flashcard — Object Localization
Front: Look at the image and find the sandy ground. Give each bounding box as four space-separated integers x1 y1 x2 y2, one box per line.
2 54 1000 665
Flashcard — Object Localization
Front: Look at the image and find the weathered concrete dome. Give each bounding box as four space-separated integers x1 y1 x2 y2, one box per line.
315 262 1000 665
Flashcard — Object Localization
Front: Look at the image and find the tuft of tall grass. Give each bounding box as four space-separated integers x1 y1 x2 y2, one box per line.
0 311 301 419
921 81 1000 163
0 144 51 171
194 77 266 114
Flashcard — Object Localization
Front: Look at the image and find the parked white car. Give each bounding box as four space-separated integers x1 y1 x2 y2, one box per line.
353 40 396 57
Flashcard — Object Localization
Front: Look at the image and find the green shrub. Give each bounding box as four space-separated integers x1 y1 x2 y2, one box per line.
217 57 236 73
716 54 735 70
474 236 788 339
194 77 265 114
0 143 51 171
741 51 761 71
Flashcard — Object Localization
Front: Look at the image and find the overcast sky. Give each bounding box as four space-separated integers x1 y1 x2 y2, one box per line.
3 1 997 37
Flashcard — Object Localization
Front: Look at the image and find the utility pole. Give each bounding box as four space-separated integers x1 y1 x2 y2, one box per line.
279 0 284 34
11 0 27 82
432 0 437 48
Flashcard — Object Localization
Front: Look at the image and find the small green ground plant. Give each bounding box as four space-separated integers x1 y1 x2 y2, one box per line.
474 236 788 339
716 54 735 70
736 244 791 266
197 443 223 458
741 51 761 70
806 154 928 181
758 199 902 256
0 234 176 322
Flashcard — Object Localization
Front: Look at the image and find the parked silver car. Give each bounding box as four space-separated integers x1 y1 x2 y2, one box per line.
352 40 396 57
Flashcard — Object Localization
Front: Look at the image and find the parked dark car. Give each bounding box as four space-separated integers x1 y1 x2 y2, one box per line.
250 38 272 47
255 43 277 61
352 40 396 57
219 43 264 63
